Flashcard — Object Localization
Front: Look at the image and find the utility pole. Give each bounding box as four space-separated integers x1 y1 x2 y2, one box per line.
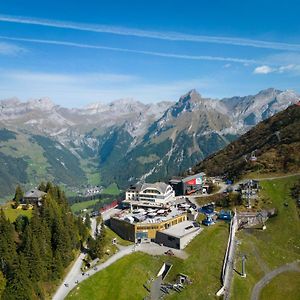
241 255 247 278
247 182 251 208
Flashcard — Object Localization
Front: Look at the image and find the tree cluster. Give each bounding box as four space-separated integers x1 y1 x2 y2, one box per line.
215 192 242 208
291 179 300 208
0 183 89 299
87 216 106 260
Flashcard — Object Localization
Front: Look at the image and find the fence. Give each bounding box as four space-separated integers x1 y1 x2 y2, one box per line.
217 210 238 297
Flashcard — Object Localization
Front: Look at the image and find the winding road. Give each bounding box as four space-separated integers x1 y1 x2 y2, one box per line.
251 261 300 300
52 207 121 300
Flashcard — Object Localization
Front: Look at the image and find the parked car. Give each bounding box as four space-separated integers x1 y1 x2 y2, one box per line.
165 249 175 256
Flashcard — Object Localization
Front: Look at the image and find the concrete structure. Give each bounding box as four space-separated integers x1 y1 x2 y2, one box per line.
110 197 200 247
110 209 187 243
155 220 201 249
124 182 175 208
169 172 206 196
23 188 46 205
217 210 238 299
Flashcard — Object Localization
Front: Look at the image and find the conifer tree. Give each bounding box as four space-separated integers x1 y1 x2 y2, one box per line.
13 185 23 207
3 254 35 300
14 215 29 234
84 213 91 229
38 181 46 192
0 182 91 298
0 271 6 298
0 210 17 276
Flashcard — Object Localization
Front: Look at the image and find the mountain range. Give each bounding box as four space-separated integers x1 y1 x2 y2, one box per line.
0 88 299 198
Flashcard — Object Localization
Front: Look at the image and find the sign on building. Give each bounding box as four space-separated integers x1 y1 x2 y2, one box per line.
186 177 202 185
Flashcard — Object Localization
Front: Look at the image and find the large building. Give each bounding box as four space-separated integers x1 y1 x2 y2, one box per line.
155 220 202 249
110 199 199 248
124 182 175 208
169 172 206 196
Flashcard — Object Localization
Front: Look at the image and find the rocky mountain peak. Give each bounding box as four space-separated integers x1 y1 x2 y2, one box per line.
27 97 56 111
168 89 205 118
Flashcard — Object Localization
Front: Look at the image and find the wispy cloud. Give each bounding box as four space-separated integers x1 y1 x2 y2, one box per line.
0 41 25 55
0 14 300 51
5 70 137 84
0 69 216 106
253 64 300 74
0 35 259 64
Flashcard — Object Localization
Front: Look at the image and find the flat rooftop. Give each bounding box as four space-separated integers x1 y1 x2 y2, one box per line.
113 203 195 225
161 220 200 238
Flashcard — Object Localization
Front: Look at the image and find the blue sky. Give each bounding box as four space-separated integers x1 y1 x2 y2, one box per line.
0 0 300 107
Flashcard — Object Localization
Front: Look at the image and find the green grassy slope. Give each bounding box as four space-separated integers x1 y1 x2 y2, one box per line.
2 202 33 222
231 176 300 299
260 271 300 300
67 221 228 300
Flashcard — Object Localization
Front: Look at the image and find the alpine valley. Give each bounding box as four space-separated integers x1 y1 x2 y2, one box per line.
0 88 299 198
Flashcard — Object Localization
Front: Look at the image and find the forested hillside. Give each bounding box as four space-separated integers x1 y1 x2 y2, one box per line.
193 103 300 178
0 183 89 299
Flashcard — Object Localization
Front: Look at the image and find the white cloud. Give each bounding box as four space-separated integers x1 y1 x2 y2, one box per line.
253 64 300 75
278 64 297 73
0 41 25 55
223 63 231 68
0 35 258 64
254 65 274 74
0 14 300 51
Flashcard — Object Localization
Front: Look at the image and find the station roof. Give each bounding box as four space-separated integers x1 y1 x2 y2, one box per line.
140 182 171 194
182 172 206 183
160 220 199 238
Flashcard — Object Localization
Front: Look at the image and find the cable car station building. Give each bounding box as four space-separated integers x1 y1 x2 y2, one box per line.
169 172 206 196
110 181 200 248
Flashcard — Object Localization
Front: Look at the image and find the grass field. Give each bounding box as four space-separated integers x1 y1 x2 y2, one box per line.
67 252 169 300
102 183 120 195
231 175 300 300
1 201 33 222
67 221 229 300
260 270 300 300
105 226 133 247
79 159 101 186
71 199 100 213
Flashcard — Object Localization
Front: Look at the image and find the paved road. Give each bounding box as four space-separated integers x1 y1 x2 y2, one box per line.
52 207 120 300
248 172 300 181
53 244 135 300
188 172 300 202
137 241 189 259
251 261 300 300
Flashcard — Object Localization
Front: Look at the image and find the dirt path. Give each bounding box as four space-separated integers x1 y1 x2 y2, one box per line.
250 172 300 181
250 261 300 300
